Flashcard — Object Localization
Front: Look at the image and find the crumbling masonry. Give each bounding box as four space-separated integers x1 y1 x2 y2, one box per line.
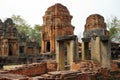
41 3 74 53
82 14 111 69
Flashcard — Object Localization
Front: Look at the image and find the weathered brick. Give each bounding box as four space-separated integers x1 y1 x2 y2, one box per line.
6 62 47 77
46 60 57 72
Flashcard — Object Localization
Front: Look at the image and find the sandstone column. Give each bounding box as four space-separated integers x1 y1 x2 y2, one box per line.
91 37 101 62
56 41 65 70
67 40 75 67
91 36 111 69
100 38 111 69
82 41 85 60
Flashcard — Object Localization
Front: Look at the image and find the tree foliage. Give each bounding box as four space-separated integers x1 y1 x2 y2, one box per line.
11 15 41 45
107 16 120 42
31 24 41 45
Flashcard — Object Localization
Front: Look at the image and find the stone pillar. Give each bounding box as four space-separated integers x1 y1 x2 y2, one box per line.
82 41 85 60
67 40 75 66
12 43 19 56
41 31 46 53
50 39 52 52
91 37 101 62
56 41 65 70
1 39 9 56
41 40 45 53
100 38 111 69
67 42 70 65
50 39 55 53
91 36 111 69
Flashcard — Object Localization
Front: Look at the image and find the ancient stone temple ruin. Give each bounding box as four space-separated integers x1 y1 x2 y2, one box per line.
82 14 111 69
0 18 18 56
0 18 40 65
41 3 79 70
0 3 120 80
41 3 74 53
19 33 39 56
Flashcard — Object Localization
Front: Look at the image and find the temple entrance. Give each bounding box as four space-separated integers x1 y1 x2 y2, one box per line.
46 41 50 52
56 35 78 70
19 46 24 53
9 44 13 56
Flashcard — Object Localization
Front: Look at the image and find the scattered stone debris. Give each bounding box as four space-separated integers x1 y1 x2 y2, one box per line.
5 62 47 77
46 60 57 72
1 60 57 77
111 60 119 71
71 60 102 73
32 70 120 80
0 73 29 80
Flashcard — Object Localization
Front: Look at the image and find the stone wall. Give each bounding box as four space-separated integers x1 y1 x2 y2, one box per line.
3 60 57 77
6 62 47 77
0 18 19 57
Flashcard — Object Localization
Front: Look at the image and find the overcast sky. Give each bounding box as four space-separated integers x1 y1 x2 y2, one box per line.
0 0 120 39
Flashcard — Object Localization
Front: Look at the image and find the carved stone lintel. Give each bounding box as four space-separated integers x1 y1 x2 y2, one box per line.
84 28 105 38
56 35 77 41
100 36 109 41
82 38 91 42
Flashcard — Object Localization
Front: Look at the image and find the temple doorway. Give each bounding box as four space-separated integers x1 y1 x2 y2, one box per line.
46 41 50 52
9 44 13 56
20 46 24 53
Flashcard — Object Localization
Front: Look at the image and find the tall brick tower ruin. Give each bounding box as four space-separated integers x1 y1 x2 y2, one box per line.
41 3 74 53
82 14 111 69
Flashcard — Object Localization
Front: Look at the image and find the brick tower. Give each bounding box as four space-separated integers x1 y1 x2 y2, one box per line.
41 3 74 53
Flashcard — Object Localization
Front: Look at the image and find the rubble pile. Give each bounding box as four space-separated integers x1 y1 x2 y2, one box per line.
0 73 29 80
2 60 57 77
111 60 119 71
46 60 57 72
0 60 119 80
71 60 102 73
32 70 110 80
70 60 110 80
6 62 47 77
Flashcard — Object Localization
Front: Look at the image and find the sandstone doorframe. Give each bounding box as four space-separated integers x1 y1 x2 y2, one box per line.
91 36 111 69
56 35 78 70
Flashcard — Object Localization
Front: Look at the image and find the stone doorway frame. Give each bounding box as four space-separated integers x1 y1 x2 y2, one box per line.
55 35 78 70
82 35 111 69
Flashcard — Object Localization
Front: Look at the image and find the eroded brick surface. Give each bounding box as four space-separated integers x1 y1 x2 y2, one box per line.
111 60 119 71
41 3 74 53
71 60 102 73
6 62 47 77
46 60 57 72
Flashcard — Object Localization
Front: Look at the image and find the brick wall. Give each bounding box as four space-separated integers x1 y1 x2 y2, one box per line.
7 62 47 77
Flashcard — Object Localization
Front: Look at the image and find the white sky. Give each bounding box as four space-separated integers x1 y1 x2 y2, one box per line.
0 0 120 39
